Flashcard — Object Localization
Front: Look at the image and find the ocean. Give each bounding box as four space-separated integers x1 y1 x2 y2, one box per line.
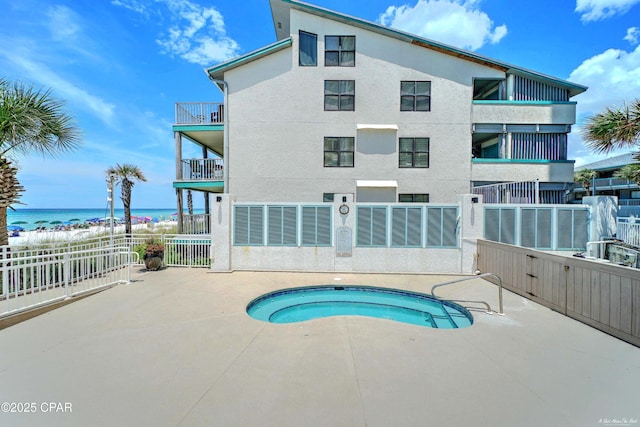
7 208 196 231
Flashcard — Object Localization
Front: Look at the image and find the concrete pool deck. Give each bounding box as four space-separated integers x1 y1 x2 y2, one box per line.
0 268 638 426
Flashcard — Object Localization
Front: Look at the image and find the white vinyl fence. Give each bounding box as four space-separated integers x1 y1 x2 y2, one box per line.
1 246 131 318
617 217 640 247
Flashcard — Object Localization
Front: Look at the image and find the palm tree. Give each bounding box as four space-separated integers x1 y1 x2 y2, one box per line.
574 169 597 196
582 99 640 156
0 78 81 245
614 164 640 186
105 164 147 236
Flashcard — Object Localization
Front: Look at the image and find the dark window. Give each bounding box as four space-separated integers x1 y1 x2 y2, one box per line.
325 35 355 66
399 138 429 168
399 194 430 203
324 137 354 167
324 80 355 111
401 81 431 111
299 31 317 66
323 193 335 202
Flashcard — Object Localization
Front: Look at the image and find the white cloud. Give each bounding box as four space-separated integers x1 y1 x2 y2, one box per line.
155 0 240 65
47 5 82 41
378 0 507 51
1 50 117 126
625 26 640 45
110 0 148 16
575 0 640 22
569 45 640 115
567 44 640 163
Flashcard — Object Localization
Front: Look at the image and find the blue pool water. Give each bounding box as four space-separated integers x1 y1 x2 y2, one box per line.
247 286 473 329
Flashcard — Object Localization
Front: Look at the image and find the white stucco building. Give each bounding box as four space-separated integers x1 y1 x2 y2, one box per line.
173 0 586 212
170 0 588 273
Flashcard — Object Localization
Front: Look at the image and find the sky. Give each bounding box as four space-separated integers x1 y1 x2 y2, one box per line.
1 0 639 209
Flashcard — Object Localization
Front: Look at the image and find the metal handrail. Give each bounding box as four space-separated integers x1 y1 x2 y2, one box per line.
430 273 504 315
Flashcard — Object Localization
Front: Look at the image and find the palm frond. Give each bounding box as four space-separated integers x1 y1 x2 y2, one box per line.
582 99 640 153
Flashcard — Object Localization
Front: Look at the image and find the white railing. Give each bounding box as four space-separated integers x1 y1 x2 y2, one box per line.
617 218 640 247
165 236 212 267
181 214 210 235
175 102 224 124
1 246 131 318
473 181 540 204
181 158 223 181
9 233 212 268
619 200 640 206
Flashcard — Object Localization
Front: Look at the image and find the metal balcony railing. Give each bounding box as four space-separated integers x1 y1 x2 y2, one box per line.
181 158 223 181
574 178 638 191
175 102 224 124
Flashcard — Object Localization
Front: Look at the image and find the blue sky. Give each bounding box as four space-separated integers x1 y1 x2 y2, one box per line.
1 0 639 209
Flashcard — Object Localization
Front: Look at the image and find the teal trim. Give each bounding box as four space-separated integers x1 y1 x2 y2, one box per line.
472 159 575 164
278 0 587 96
172 125 224 132
473 100 577 105
173 181 224 189
206 38 292 77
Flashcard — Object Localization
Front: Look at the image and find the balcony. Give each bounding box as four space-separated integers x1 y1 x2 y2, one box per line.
175 102 224 125
173 158 224 193
573 177 639 192
472 101 576 125
174 103 225 155
472 159 574 183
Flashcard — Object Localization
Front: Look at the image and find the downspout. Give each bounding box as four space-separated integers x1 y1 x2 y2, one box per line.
206 75 229 194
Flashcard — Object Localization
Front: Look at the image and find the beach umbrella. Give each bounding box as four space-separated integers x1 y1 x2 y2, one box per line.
34 220 48 224
69 218 81 222
11 220 28 225
7 225 24 231
50 220 63 225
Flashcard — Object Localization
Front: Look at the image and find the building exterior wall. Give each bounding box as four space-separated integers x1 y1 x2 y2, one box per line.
224 9 510 203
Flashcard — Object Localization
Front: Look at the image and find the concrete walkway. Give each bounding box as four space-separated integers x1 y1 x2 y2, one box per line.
0 268 638 427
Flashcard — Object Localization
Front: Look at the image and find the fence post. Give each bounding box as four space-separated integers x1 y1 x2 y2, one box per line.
63 251 70 297
1 246 8 314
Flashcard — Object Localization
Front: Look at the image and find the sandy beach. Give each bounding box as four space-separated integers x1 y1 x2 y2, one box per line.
8 221 177 246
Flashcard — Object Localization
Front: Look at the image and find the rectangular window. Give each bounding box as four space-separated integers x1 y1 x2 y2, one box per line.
301 206 332 246
323 193 335 202
299 31 317 66
391 207 422 247
267 206 297 246
324 137 354 167
234 206 264 245
325 35 355 66
356 206 387 247
325 80 355 111
399 138 429 168
401 81 431 111
399 194 429 203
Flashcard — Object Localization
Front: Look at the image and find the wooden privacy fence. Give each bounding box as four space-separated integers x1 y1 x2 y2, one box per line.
477 239 639 347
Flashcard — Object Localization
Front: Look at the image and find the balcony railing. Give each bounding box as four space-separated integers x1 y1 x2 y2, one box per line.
181 214 210 235
175 102 224 124
574 178 639 191
181 158 223 181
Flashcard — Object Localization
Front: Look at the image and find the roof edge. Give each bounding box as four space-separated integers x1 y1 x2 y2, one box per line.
205 37 292 78
273 0 587 97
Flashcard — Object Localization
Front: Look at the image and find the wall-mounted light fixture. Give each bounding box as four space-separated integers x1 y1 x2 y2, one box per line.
342 196 347 203
216 196 222 202
471 197 479 204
